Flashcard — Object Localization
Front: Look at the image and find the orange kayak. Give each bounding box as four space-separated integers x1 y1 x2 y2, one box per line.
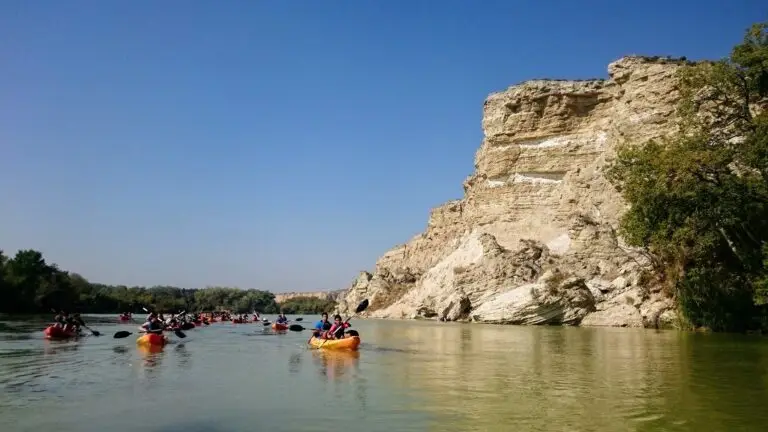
136 333 167 347
272 323 288 331
308 335 361 351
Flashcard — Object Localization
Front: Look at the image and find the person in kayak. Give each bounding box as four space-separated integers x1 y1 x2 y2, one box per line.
63 313 80 332
276 314 288 324
140 314 164 334
54 311 68 328
71 313 87 332
313 312 332 337
325 314 350 339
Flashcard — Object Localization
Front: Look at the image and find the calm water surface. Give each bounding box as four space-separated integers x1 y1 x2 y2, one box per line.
1 315 767 431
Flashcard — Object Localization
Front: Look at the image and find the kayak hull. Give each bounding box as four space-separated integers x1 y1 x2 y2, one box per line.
136 333 167 347
308 336 361 351
272 323 288 331
43 325 79 340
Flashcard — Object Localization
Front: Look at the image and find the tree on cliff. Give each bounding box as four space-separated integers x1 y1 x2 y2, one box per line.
607 22 768 332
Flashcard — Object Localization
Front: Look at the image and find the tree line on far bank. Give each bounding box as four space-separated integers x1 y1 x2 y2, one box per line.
0 249 336 315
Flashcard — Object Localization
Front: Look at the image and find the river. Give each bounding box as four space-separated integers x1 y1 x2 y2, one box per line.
1 314 767 431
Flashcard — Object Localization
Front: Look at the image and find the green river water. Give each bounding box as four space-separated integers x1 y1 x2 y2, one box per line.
1 314 767 431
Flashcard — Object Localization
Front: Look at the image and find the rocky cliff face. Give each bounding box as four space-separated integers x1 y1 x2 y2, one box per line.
337 56 688 328
274 290 343 304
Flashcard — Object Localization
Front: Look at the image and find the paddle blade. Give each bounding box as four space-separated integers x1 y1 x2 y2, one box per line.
263 321 271 326
91 330 101 336
180 323 195 330
174 330 187 338
295 317 303 321
355 299 369 314
203 321 210 325
114 331 132 339
289 324 304 331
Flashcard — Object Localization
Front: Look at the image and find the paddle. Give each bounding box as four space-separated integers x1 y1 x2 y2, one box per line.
311 299 369 347
114 331 132 339
295 317 303 322
81 324 102 337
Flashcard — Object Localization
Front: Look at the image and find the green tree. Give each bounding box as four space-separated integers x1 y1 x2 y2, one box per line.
0 247 283 315
278 296 337 314
606 22 768 332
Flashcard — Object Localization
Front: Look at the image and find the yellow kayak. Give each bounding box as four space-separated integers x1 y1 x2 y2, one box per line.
308 335 361 351
136 333 167 347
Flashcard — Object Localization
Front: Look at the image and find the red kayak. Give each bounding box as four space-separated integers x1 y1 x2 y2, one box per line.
43 325 80 340
119 316 131 322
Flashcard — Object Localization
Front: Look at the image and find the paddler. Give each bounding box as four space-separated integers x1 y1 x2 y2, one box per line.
71 313 87 333
313 312 332 337
140 314 164 334
54 310 67 328
63 313 78 332
325 314 350 340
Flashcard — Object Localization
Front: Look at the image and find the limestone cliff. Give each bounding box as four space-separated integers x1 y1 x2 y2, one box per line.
274 290 343 304
336 56 689 328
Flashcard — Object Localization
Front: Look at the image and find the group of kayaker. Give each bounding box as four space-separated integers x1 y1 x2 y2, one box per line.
198 311 259 322
312 312 351 340
231 313 262 323
139 312 200 333
53 311 88 334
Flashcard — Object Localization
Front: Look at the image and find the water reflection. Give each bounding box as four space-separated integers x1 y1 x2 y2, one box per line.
310 349 360 382
43 340 81 356
137 344 165 370
174 344 191 368
368 322 768 432
288 352 302 374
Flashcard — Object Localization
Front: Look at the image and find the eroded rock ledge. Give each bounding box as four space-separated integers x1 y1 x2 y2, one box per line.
337 56 686 328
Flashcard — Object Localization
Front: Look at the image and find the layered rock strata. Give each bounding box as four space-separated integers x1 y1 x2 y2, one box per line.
337 56 687 328
273 290 343 304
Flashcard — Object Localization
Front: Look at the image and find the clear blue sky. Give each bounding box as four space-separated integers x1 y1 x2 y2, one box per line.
1 1 765 291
